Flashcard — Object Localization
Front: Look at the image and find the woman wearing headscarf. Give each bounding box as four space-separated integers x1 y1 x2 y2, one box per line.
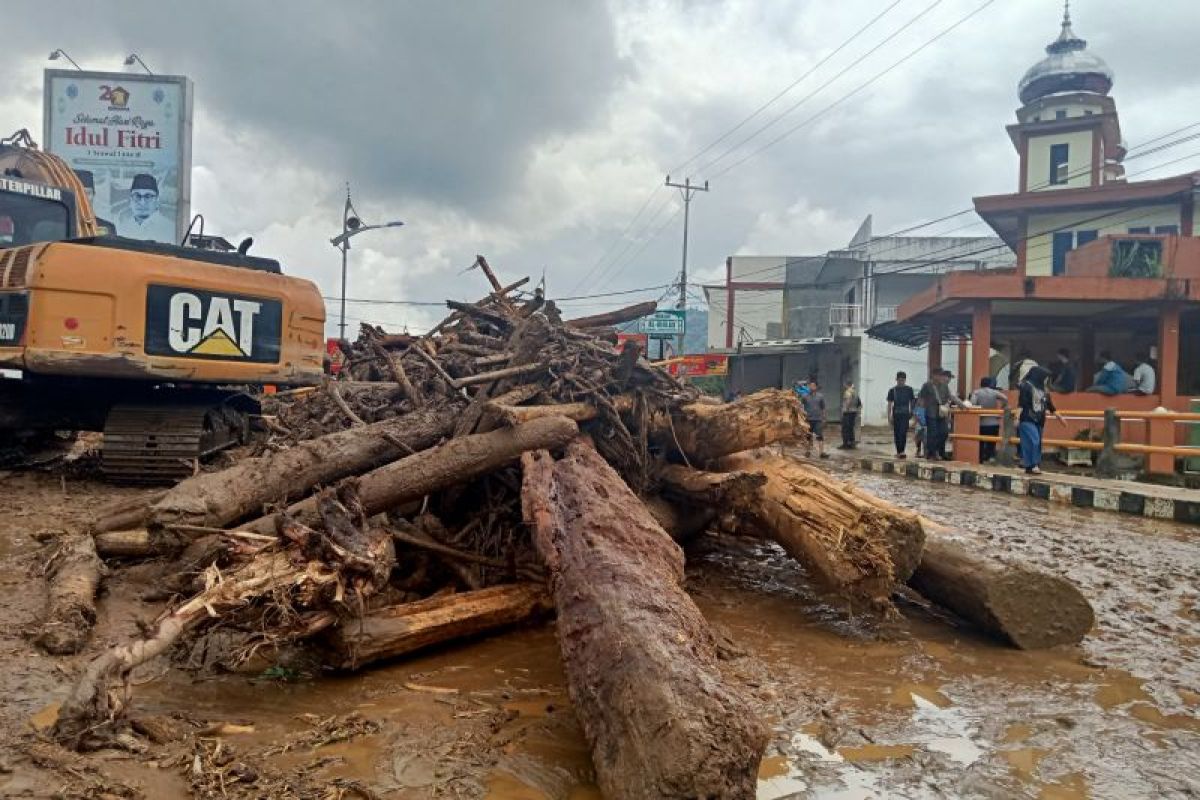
1018 366 1065 475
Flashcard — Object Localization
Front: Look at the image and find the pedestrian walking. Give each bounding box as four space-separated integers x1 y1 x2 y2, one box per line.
969 376 1009 462
1018 366 1065 475
886 371 915 459
838 378 862 450
800 379 828 459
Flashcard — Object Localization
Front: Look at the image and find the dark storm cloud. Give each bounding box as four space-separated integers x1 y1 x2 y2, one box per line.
5 0 621 212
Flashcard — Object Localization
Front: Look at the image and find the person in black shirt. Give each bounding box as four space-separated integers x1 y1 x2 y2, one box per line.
886 371 915 458
1018 366 1065 475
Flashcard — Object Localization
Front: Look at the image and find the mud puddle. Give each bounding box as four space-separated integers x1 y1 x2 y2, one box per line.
1 468 1198 798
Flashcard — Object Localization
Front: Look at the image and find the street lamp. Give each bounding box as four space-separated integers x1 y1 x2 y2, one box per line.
123 54 153 74
330 185 403 340
48 49 83 70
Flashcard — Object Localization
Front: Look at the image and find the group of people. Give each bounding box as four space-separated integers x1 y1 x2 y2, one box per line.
883 364 1064 475
999 347 1156 396
790 344 1151 475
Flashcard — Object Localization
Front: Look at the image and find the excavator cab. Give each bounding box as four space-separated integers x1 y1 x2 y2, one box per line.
0 175 80 247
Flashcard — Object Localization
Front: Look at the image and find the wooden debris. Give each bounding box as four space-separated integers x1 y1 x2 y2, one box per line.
522 441 768 798
324 584 552 669
718 452 925 607
35 534 106 655
664 388 807 463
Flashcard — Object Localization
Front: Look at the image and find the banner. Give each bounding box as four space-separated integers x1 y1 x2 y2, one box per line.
667 354 728 378
44 69 193 244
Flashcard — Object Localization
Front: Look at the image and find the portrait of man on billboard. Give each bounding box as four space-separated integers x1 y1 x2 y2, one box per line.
118 173 175 242
73 169 115 235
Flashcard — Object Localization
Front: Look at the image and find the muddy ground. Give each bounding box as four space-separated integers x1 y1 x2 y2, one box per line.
0 460 1197 799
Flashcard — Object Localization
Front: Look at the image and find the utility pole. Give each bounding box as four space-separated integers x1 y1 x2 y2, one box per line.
665 175 709 355
330 183 405 341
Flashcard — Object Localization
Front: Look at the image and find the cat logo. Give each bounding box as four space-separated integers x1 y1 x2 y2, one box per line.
0 323 15 341
145 285 282 363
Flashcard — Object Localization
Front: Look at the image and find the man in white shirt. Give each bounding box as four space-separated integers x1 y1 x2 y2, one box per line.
116 174 176 243
1131 353 1156 395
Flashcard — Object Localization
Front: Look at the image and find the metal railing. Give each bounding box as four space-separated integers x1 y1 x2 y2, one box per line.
828 303 863 328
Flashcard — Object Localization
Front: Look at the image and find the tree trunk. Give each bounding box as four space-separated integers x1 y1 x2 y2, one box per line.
89 492 166 535
485 396 633 425
521 442 767 799
565 300 657 329
845 488 1095 649
718 452 925 607
147 406 457 532
243 416 579 534
664 389 807 464
323 584 552 669
909 537 1095 649
36 535 106 655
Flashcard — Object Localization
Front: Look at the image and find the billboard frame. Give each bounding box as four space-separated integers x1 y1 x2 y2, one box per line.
43 68 194 244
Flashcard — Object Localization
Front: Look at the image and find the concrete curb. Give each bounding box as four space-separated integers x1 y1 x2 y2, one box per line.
854 456 1200 526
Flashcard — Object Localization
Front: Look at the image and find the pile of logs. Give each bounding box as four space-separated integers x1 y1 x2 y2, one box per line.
40 256 1094 798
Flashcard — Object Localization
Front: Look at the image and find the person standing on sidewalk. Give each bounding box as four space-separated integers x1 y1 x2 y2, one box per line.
969 376 1008 462
886 371 915 459
1018 366 1065 475
838 378 862 450
800 379 829 459
919 369 965 460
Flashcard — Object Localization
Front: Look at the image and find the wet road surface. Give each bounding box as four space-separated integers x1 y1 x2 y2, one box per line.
1 466 1198 798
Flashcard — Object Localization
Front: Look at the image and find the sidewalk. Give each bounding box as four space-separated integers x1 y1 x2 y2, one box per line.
829 430 1200 526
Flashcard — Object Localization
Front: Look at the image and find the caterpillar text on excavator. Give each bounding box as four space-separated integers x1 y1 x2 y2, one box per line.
0 130 326 483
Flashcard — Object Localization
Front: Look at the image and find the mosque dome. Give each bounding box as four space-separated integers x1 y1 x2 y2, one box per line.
1018 4 1113 105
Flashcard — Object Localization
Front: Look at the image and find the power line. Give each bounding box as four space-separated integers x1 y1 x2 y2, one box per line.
706 0 997 180
568 184 663 294
725 120 1200 283
695 0 948 178
668 0 908 177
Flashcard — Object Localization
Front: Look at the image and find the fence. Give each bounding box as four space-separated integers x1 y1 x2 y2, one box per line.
949 407 1200 475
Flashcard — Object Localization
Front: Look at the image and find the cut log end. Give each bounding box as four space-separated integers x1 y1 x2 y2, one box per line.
36 535 105 656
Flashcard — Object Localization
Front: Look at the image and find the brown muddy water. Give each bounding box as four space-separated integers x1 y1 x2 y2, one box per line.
1 467 1198 799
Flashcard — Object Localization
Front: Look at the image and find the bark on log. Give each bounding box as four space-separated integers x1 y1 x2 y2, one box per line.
324 584 552 669
845 489 1095 649
36 535 106 655
565 300 657 329
521 442 767 799
243 416 579 535
146 406 457 532
910 538 1095 649
665 389 807 464
94 528 158 558
657 462 767 510
718 453 925 607
485 396 633 425
89 492 167 535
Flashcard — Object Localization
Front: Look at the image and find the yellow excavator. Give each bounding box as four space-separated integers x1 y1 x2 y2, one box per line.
0 130 326 482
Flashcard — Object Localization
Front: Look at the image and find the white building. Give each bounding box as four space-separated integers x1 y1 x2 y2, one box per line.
708 216 1015 424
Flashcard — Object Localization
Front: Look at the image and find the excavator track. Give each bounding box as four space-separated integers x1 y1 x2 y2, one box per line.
102 401 250 485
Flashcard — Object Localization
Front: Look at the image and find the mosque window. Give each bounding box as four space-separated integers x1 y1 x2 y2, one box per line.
1049 144 1070 184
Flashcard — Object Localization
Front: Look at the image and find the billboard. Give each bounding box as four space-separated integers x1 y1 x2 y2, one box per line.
44 69 193 244
638 309 686 339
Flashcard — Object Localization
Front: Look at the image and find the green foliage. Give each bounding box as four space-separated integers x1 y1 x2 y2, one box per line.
1110 240 1163 278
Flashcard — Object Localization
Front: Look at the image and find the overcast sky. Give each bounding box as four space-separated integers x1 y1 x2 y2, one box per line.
4 0 1198 333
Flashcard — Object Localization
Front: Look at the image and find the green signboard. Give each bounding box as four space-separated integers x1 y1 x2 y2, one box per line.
639 309 686 339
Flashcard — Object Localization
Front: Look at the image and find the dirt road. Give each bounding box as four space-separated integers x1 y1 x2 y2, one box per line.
0 465 1197 798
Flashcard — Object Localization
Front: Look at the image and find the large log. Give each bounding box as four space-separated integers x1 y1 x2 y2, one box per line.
522 442 767 799
665 389 807 464
910 538 1095 649
324 584 552 669
243 416 579 534
35 535 106 655
146 406 457 532
564 300 657 329
718 453 925 606
846 489 1095 649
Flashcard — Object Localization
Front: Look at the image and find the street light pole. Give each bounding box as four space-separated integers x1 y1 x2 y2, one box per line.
48 49 83 70
330 183 404 340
